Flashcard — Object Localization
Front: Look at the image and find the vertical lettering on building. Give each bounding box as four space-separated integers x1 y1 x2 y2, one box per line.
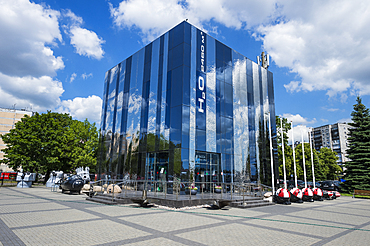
198 32 206 113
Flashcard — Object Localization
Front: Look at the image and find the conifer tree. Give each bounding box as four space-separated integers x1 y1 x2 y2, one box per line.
343 96 370 191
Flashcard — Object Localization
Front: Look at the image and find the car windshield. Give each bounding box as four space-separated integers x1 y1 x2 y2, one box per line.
68 175 81 179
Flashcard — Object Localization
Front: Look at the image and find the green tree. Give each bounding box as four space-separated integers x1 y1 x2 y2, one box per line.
276 116 295 179
294 144 338 181
1 112 98 180
343 96 370 191
318 147 341 180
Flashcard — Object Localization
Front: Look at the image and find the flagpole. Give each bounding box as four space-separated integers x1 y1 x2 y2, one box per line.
291 121 297 188
267 112 275 193
280 118 287 189
301 129 307 189
309 129 316 188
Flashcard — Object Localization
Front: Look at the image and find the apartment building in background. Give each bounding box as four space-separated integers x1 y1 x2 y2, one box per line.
312 123 351 168
0 107 33 172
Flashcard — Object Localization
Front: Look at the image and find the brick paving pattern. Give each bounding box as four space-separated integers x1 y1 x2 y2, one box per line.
1 186 369 245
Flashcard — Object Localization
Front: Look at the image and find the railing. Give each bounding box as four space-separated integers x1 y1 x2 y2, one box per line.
88 179 272 201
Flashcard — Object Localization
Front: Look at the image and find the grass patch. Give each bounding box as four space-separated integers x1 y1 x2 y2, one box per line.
340 192 370 199
340 193 352 197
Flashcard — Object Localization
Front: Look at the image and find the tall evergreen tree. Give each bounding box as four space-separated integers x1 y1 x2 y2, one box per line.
343 96 370 191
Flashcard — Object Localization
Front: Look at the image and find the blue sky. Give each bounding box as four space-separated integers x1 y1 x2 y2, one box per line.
1 0 370 142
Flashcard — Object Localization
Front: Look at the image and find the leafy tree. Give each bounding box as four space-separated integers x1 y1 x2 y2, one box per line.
294 144 338 181
294 143 314 181
343 96 370 191
276 116 295 180
318 147 341 180
1 112 98 180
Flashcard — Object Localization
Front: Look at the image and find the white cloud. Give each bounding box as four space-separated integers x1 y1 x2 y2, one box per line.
281 113 316 144
63 9 83 26
57 95 102 123
69 26 105 59
257 0 370 97
111 0 370 98
337 118 352 124
70 73 77 83
321 107 339 112
282 113 316 125
81 73 93 80
0 73 64 111
287 124 312 144
0 1 103 126
62 9 105 59
0 0 64 77
109 0 278 42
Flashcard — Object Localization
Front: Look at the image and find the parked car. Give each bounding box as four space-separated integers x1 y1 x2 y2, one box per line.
320 180 340 191
307 181 321 188
288 180 305 189
59 175 84 194
333 180 342 191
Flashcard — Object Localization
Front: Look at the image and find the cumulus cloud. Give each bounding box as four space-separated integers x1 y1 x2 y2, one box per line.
109 0 278 42
57 95 102 123
63 9 105 59
281 113 316 144
287 124 312 144
0 1 103 122
257 0 370 97
0 73 64 111
110 0 370 98
0 0 64 77
69 27 105 59
282 113 316 125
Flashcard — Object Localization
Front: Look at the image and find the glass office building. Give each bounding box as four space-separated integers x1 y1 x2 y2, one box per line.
99 21 278 186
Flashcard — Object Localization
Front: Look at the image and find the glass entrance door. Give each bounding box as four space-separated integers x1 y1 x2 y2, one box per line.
194 152 220 191
146 152 169 181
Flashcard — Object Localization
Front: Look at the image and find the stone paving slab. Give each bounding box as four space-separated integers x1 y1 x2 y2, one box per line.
246 215 347 237
86 205 167 217
177 222 321 246
0 202 68 214
287 209 369 226
119 211 224 233
1 208 99 228
1 186 370 246
13 220 151 246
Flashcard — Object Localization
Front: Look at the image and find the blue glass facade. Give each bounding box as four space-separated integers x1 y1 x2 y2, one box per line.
99 21 278 186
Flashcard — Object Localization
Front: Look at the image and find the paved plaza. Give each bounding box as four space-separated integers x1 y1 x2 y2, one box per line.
0 186 370 246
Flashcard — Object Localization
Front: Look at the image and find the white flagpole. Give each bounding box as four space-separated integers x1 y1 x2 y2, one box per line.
267 112 275 193
291 121 297 188
309 129 316 188
281 118 287 189
301 129 307 188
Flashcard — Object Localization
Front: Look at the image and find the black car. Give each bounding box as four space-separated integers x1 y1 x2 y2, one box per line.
307 181 321 188
60 175 84 194
320 180 340 191
288 180 305 189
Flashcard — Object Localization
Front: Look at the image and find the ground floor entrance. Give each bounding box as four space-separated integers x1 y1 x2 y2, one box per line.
194 151 221 191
